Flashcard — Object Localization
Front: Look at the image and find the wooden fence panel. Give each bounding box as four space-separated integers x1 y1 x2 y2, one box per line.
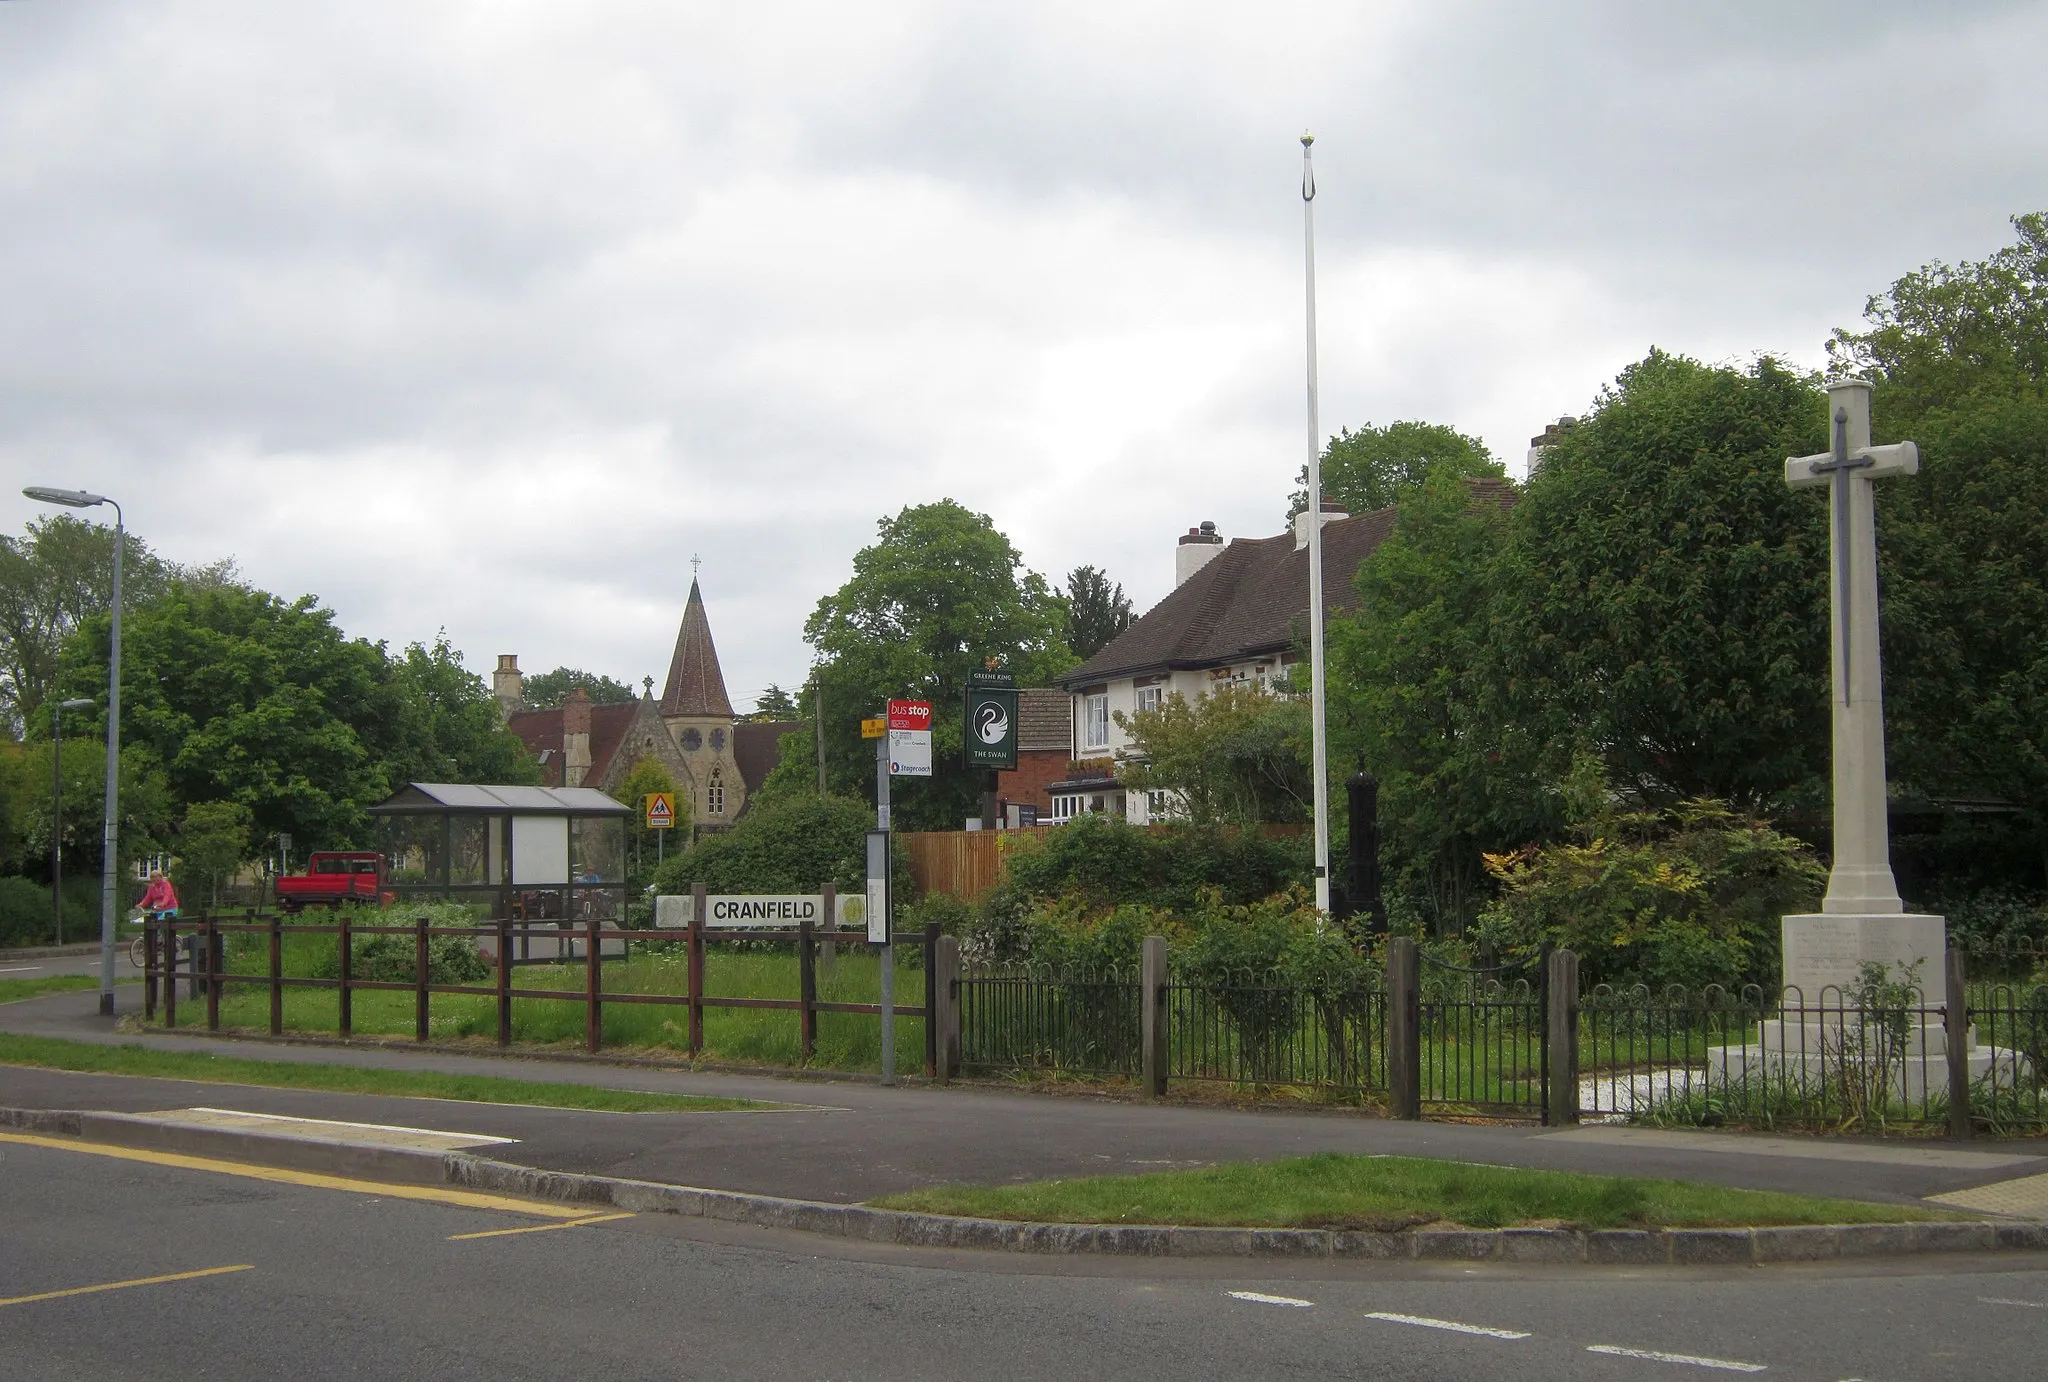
900 830 1004 901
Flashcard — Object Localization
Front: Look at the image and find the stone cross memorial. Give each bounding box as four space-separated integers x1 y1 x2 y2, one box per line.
1779 378 1941 996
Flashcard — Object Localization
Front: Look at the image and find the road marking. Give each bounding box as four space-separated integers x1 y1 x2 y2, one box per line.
0 1131 589 1218
1585 1344 1766 1372
1979 1296 2047 1308
1226 1291 1313 1308
0 966 42 973
1 1264 253 1309
450 1212 637 1240
1365 1312 1530 1340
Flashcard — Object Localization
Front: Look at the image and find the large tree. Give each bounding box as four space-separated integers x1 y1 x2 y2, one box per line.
520 666 636 709
1487 351 1831 812
1290 420 1502 521
802 500 1074 829
1326 466 1542 930
1834 212 2048 858
55 582 397 852
384 634 541 787
1061 565 1134 661
0 515 171 736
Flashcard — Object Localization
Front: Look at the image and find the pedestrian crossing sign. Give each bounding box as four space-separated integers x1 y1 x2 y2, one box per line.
644 793 676 830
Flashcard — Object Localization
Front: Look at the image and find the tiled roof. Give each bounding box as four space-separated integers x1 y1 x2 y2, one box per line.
585 701 643 782
1062 479 1516 686
1017 687 1070 752
660 579 735 718
507 708 565 786
507 699 647 787
734 721 801 794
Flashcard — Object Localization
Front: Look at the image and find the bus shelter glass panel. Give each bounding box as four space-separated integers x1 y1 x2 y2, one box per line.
449 815 495 886
570 816 626 924
381 816 445 891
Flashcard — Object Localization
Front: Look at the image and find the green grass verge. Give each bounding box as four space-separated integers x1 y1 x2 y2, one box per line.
0 1033 784 1113
870 1153 1954 1231
0 975 140 1004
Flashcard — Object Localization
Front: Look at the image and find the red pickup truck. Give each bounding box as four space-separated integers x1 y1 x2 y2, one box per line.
274 852 395 913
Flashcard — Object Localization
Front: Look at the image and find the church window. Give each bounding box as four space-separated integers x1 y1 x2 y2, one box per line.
681 728 703 751
707 772 725 817
711 728 726 751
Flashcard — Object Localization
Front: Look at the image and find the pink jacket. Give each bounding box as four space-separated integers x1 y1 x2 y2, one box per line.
139 877 180 914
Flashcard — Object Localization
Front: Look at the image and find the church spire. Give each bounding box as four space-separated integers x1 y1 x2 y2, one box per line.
659 577 735 718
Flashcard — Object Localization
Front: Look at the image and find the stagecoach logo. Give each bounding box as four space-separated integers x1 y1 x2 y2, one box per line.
974 700 1009 745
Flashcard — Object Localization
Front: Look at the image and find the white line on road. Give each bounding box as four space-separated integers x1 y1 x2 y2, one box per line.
1365 1311 1530 1339
0 966 43 973
1226 1291 1313 1308
1585 1344 1765 1372
1979 1296 2047 1308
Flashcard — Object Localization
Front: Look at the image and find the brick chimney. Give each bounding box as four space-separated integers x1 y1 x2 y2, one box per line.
1176 520 1224 587
493 654 524 720
562 687 593 787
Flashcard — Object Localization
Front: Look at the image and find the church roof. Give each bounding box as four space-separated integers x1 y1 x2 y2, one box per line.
734 720 801 794
659 579 735 719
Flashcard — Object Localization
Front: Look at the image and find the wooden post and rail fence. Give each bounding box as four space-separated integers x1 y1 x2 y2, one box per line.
141 893 942 1079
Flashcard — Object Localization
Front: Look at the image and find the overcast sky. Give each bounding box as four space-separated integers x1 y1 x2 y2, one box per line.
3 1 2043 710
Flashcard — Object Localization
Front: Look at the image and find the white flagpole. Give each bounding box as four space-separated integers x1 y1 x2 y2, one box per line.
1301 132 1331 914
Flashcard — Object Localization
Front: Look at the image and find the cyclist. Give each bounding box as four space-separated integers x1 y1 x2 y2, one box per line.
138 869 181 923
128 870 182 969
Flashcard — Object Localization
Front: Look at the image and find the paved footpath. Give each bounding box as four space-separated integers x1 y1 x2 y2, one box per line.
4 989 2045 1209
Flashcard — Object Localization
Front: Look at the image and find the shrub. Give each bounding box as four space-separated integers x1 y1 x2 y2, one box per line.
650 794 916 902
0 875 52 949
1471 796 1824 991
304 903 492 984
996 815 1308 914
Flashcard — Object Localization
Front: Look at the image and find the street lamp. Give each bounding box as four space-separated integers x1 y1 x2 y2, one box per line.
50 698 96 945
23 487 125 1017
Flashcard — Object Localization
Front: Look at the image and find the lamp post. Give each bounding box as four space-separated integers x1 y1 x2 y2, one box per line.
1299 133 1332 913
23 487 124 1016
50 697 96 946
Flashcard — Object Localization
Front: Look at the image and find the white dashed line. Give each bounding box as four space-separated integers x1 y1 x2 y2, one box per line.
1979 1296 2047 1308
1365 1311 1530 1339
1226 1291 1313 1308
1585 1344 1766 1372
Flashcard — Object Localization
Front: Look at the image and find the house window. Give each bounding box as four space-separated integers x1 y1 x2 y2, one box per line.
1050 794 1082 822
1146 790 1171 820
1135 686 1162 715
1082 694 1109 749
707 772 725 817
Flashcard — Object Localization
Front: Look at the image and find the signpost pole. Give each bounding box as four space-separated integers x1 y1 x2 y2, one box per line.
875 730 894 1086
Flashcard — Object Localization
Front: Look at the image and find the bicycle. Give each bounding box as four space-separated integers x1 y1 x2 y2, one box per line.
127 911 178 969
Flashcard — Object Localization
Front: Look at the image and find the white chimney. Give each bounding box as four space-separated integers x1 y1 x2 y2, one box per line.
1525 415 1578 479
1293 500 1347 552
1176 521 1224 586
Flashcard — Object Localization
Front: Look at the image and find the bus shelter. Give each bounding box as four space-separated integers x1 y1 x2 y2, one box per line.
368 783 629 926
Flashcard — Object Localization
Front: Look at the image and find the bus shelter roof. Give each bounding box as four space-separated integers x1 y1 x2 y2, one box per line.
368 783 632 816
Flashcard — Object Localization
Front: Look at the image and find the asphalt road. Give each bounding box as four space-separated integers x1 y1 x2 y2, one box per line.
0 947 123 981
5 1132 2048 1380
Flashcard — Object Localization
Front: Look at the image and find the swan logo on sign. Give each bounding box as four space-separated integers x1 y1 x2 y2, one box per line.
963 685 1019 769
